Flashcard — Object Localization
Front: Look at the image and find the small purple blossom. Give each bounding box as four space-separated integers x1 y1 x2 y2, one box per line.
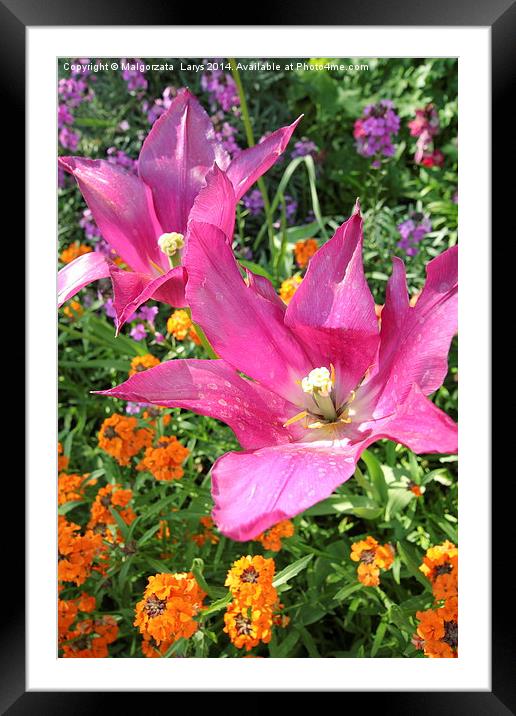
242 189 264 216
201 60 239 112
143 86 176 125
79 209 102 240
137 305 159 326
354 100 400 164
409 104 441 164
130 323 148 341
59 127 80 151
106 147 138 173
125 402 143 415
154 332 165 344
120 58 148 94
397 212 432 256
291 138 318 159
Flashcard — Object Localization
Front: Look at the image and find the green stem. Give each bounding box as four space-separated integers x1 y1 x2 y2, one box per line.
228 58 276 259
167 253 217 359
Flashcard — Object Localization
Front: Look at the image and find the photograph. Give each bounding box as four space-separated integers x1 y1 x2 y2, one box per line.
56 56 459 659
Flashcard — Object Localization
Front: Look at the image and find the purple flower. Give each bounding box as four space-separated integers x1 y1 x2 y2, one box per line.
106 147 138 173
130 323 147 341
103 297 117 319
154 332 165 344
79 209 102 240
120 58 148 94
242 188 265 216
125 401 143 415
143 86 177 125
137 305 159 325
354 100 400 164
397 211 432 256
58 104 74 129
201 60 239 112
291 138 318 159
59 127 80 151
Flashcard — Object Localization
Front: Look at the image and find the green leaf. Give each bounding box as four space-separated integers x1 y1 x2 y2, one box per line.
396 541 431 590
360 449 389 504
273 554 313 587
58 500 85 515
371 620 388 657
333 582 363 602
108 507 130 541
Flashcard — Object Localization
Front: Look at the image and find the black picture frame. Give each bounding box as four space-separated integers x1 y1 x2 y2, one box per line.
4 0 508 710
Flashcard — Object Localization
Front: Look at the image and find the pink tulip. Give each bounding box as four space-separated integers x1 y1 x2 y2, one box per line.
58 89 301 332
98 169 457 541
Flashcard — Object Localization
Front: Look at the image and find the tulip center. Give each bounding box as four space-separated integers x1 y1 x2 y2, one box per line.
284 365 357 430
157 232 184 257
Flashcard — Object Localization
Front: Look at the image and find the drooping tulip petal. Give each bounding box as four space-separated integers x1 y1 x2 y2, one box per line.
96 359 304 450
58 252 111 306
365 246 458 414
109 264 187 334
139 89 230 234
59 156 165 273
285 208 380 404
226 116 303 200
211 440 362 540
184 220 312 403
363 383 458 455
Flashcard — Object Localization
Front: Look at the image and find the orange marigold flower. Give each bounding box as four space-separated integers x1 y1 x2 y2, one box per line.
141 633 174 658
416 608 445 642
134 572 206 645
279 275 302 304
60 241 92 264
415 605 458 658
350 536 394 586
57 442 69 472
98 413 153 466
255 519 295 551
77 592 96 614
156 519 171 541
225 555 277 607
61 616 118 658
357 562 381 587
224 602 274 651
58 516 102 586
58 598 78 638
87 483 136 542
129 353 160 376
137 434 189 482
432 572 458 602
189 326 201 345
294 238 318 268
167 309 192 340
191 516 219 547
63 300 84 320
142 406 172 427
407 480 423 497
419 541 458 584
58 472 96 505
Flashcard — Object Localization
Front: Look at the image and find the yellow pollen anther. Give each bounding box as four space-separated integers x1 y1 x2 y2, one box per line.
301 367 334 397
283 410 308 428
158 232 185 257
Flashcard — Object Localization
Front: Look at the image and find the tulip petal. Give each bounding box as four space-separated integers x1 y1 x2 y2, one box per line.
367 246 458 413
286 210 380 404
109 265 186 333
59 156 164 273
226 117 302 200
96 359 303 450
188 164 236 240
139 89 229 234
58 252 110 306
211 440 362 540
365 383 458 454
184 221 313 403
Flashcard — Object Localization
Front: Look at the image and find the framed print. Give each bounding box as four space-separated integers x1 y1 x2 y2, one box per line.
2 0 509 709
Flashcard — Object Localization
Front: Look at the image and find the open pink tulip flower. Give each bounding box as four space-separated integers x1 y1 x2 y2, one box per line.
98 171 458 541
58 88 301 332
